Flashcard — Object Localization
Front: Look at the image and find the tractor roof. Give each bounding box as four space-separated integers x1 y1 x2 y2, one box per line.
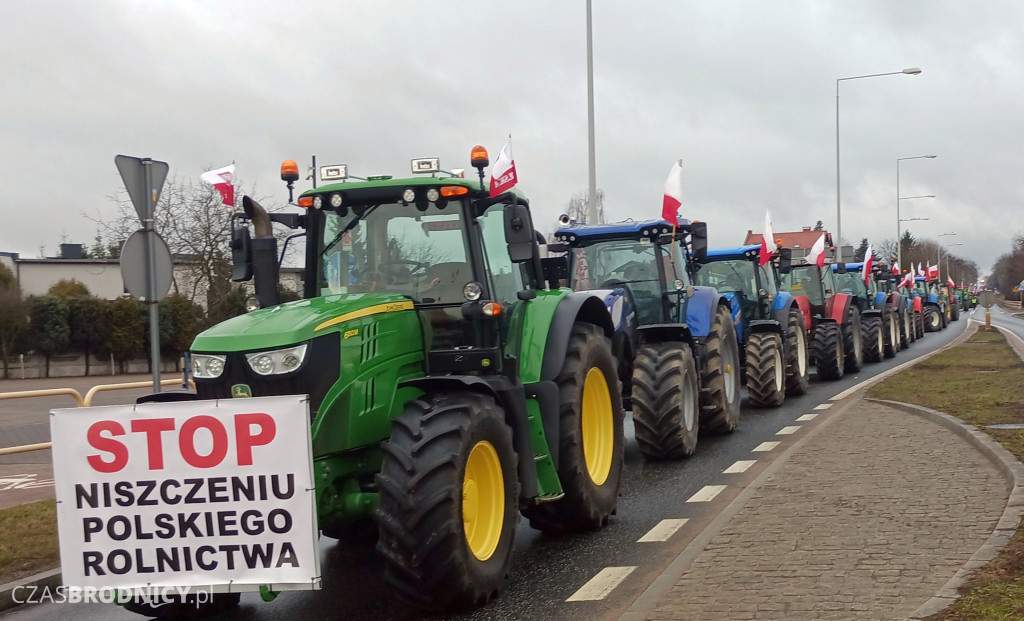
302 175 479 195
705 245 761 260
555 219 693 245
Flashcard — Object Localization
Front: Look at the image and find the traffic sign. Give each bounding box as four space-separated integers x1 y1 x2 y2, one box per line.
121 230 173 301
979 291 996 309
115 155 168 222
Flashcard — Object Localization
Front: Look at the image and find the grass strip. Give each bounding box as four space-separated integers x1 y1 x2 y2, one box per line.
870 329 1024 620
0 499 58 585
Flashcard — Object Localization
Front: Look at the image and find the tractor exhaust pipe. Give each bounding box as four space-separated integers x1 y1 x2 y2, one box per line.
242 196 280 309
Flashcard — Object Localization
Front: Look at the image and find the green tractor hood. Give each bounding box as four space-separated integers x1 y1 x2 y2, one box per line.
192 293 414 352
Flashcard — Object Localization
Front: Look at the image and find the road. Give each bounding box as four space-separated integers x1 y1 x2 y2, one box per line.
1 319 974 621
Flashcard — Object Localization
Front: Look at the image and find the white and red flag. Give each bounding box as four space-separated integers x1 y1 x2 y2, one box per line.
200 164 236 207
661 159 683 226
807 233 827 268
892 260 900 276
948 276 956 288
899 271 914 288
862 245 874 285
917 262 924 278
489 138 518 197
759 210 776 267
927 263 939 280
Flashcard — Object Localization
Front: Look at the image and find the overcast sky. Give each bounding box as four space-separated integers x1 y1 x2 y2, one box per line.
3 1 1021 275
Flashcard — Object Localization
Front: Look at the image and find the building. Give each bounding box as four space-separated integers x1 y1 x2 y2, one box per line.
744 226 830 260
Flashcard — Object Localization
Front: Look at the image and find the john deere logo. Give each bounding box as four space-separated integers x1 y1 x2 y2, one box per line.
231 384 253 398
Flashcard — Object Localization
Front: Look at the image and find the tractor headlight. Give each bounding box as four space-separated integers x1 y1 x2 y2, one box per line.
463 281 483 301
192 354 226 379
245 343 309 376
402 188 416 203
312 195 323 209
425 188 440 202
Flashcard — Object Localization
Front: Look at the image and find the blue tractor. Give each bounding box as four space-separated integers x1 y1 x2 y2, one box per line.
552 220 742 460
831 262 900 363
693 245 810 407
912 276 948 332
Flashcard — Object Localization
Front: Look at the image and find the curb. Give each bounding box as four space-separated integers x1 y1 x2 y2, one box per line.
0 568 62 612
874 400 1024 620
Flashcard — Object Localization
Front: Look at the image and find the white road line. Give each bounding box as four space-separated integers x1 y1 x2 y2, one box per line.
566 566 637 601
815 403 834 409
686 485 727 502
776 425 801 435
796 413 818 422
752 441 780 452
637 518 689 543
723 459 756 474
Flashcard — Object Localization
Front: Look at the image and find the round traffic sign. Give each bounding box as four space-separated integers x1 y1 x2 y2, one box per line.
979 291 996 309
121 230 173 301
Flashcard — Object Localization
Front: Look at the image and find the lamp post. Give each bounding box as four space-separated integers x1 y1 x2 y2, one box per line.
896 154 937 268
836 67 922 245
937 232 957 280
585 0 598 225
945 242 963 283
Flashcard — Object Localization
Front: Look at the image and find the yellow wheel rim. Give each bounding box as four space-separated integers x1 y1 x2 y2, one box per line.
463 440 504 561
581 367 614 486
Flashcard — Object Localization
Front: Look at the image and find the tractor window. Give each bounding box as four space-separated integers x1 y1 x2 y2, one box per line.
780 265 824 307
759 264 778 295
317 201 472 304
571 240 663 324
694 260 756 297
478 206 524 305
660 240 690 289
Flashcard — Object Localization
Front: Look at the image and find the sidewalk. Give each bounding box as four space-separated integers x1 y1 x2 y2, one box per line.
623 396 1015 621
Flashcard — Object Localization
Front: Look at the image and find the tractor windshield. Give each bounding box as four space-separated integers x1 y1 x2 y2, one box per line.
316 201 472 304
693 259 756 297
569 239 682 323
833 271 868 297
780 265 824 307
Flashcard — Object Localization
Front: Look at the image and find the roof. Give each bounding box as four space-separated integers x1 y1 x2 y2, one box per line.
744 228 827 250
555 219 692 245
705 245 761 260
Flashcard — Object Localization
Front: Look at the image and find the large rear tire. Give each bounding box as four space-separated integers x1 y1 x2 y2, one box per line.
915 311 925 339
862 316 884 363
951 302 960 321
813 322 844 381
900 309 912 348
841 306 863 373
698 305 742 434
925 306 942 332
375 392 519 610
632 341 700 459
784 309 810 396
524 323 624 533
883 308 899 358
745 332 785 408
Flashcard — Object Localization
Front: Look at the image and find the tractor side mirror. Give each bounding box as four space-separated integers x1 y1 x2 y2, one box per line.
230 224 253 282
504 203 536 263
689 222 708 262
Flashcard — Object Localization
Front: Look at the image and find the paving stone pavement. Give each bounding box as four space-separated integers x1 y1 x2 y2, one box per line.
643 399 1007 620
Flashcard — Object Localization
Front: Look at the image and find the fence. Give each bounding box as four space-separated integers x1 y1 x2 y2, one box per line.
1 352 180 380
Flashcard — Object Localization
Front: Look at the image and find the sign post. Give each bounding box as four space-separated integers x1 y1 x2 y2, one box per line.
979 290 996 329
115 155 169 392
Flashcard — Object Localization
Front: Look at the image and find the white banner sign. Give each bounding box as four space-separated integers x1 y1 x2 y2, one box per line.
50 395 320 592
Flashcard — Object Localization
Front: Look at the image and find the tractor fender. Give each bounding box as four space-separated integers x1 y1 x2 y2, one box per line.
888 292 903 315
861 308 882 320
874 291 887 307
912 296 923 313
686 286 729 338
748 319 782 334
587 288 636 335
791 294 813 331
773 290 794 313
928 293 940 304
720 291 743 331
826 293 853 323
637 323 694 346
399 374 540 503
539 292 615 382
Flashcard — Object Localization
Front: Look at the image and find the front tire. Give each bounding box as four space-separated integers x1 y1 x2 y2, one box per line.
632 341 700 459
375 392 519 610
842 306 863 373
925 307 942 332
524 323 624 533
915 311 925 338
784 309 810 396
862 316 884 363
745 332 785 408
698 305 742 434
813 322 844 381
883 309 899 358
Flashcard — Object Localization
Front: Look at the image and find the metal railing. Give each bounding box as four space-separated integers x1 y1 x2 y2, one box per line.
0 378 194 456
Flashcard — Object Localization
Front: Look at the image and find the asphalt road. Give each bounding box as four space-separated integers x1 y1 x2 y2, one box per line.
1 318 973 621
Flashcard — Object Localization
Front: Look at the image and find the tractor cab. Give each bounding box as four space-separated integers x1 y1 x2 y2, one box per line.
694 245 782 331
779 261 840 317
831 262 879 313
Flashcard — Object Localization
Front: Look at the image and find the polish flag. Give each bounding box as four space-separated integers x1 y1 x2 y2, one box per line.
862 245 874 285
661 160 683 226
917 263 924 278
489 139 518 197
807 233 827 268
927 263 939 280
899 271 914 288
200 164 236 207
759 210 775 266
947 276 956 288
892 260 900 276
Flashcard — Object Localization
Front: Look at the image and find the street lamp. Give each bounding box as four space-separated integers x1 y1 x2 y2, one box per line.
937 232 957 280
836 67 922 245
944 242 963 284
896 154 937 268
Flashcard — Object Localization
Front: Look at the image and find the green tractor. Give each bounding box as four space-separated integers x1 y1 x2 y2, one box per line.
159 147 626 614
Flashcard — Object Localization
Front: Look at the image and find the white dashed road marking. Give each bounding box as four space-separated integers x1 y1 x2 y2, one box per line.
776 425 801 435
814 403 833 410
637 519 689 543
723 459 756 474
796 413 818 422
567 566 637 601
752 441 780 452
687 485 727 502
